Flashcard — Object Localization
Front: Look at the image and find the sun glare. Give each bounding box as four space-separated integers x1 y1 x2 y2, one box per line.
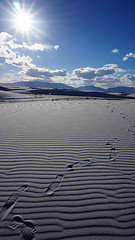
6 0 43 40
11 1 35 37
15 11 32 33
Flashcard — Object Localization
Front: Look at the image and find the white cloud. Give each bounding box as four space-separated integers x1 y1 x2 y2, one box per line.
0 33 35 70
123 56 128 61
0 32 60 71
1 32 135 89
0 32 12 43
25 67 67 80
120 74 135 87
0 32 67 85
5 54 35 69
21 42 58 51
94 76 120 88
54 45 59 50
112 49 119 53
0 72 24 83
73 67 96 80
0 33 59 52
123 52 135 61
96 67 115 77
73 64 123 80
71 64 126 88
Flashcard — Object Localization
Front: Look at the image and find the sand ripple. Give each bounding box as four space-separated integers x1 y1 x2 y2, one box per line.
0 99 135 240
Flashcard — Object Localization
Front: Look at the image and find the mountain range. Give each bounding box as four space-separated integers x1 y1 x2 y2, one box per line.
1 81 135 94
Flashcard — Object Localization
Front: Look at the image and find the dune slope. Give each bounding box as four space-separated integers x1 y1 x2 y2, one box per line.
0 98 135 240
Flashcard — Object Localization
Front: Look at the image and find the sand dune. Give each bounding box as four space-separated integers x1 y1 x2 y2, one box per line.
0 91 135 240
0 85 135 103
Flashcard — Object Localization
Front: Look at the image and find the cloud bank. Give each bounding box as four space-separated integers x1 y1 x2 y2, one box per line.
0 32 60 70
25 68 67 79
0 32 59 52
120 74 135 87
67 64 135 88
71 64 125 88
0 32 135 88
0 32 64 81
73 64 121 80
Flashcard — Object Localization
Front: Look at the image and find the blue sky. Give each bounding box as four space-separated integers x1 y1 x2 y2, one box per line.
0 0 135 88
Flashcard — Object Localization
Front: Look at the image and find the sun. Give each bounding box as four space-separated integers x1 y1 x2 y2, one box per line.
11 1 35 37
15 11 33 34
7 0 43 40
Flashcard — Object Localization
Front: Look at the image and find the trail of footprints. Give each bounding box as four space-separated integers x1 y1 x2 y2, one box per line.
128 125 135 141
107 101 135 141
66 159 92 171
120 110 135 141
0 158 92 239
1 134 135 240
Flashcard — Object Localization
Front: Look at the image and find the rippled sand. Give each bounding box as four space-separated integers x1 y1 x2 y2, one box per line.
0 91 135 240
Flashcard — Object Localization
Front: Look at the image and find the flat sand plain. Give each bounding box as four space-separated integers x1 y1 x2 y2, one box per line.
0 87 135 240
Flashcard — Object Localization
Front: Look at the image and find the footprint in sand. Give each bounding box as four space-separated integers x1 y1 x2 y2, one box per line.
67 159 92 171
44 160 92 195
128 125 135 133
108 147 118 161
110 107 115 113
45 174 64 196
106 138 118 147
120 112 128 119
9 215 36 240
128 126 135 140
0 184 28 221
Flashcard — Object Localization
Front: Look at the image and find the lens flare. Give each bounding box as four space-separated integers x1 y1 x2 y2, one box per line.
13 1 21 12
6 0 43 40
11 1 34 36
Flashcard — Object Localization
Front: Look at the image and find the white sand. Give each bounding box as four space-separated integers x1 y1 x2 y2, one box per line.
0 95 135 240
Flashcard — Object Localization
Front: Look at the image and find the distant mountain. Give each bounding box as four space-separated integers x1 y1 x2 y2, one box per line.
0 82 135 99
107 86 135 94
1 80 74 89
77 85 104 91
1 81 135 94
77 85 135 94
